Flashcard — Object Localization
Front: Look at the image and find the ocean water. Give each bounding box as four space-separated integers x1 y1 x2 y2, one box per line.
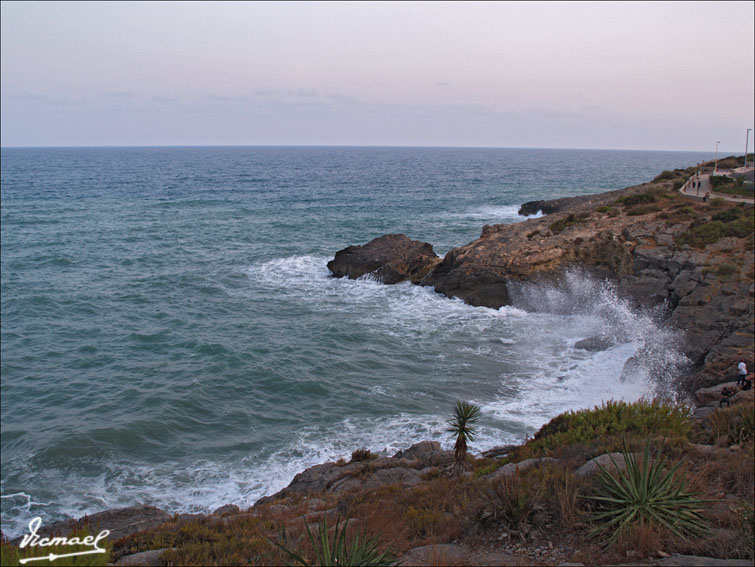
0 146 712 537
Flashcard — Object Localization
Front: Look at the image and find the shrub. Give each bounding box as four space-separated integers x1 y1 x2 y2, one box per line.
549 213 582 233
672 179 685 190
582 441 708 546
693 404 755 446
675 221 724 248
478 470 538 537
351 448 376 463
627 204 661 216
717 185 755 198
723 217 754 238
617 192 657 207
712 208 741 222
710 175 735 189
272 516 395 567
652 170 676 182
513 400 690 459
716 263 737 278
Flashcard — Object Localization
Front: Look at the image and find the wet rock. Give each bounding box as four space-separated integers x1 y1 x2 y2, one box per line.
327 234 439 284
575 335 614 351
480 445 518 460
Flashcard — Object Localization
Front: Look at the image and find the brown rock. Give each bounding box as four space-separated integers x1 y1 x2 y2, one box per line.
327 234 439 284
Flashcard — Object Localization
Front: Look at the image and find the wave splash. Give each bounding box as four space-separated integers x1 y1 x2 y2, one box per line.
508 268 689 401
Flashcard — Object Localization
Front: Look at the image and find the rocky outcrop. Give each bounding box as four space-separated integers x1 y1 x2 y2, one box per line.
328 179 754 393
256 441 453 503
327 234 440 284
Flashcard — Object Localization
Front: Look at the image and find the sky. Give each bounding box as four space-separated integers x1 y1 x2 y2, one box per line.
1 1 753 151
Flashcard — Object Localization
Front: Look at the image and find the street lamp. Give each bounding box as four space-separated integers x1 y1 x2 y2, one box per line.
746 129 752 169
714 141 720 173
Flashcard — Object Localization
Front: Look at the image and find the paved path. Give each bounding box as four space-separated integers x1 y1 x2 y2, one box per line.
679 170 754 204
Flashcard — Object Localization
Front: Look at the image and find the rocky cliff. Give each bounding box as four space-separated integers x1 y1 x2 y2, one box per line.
328 176 754 394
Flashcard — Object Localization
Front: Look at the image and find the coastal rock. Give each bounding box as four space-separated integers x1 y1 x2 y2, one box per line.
575 453 633 478
330 178 754 397
327 234 439 284
211 504 240 517
392 440 448 467
489 457 558 479
574 335 614 352
694 381 739 405
256 441 453 504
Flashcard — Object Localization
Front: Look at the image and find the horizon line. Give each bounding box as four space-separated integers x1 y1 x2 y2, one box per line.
0 143 736 154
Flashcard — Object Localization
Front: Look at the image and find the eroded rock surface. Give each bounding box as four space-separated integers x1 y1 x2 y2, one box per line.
327 233 440 284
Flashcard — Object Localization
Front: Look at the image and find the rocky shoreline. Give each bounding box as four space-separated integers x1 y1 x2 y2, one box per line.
5 164 753 566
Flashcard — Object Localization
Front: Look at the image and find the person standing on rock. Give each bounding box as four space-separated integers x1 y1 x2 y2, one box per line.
737 359 748 386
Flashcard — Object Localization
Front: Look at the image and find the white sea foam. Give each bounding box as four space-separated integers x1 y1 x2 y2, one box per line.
2 261 687 539
446 205 543 223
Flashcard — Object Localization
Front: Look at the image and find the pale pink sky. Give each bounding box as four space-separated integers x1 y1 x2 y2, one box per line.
1 1 753 150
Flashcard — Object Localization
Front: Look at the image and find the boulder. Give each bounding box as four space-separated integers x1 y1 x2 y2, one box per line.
575 453 633 478
392 441 451 467
489 457 558 479
694 381 739 405
327 234 439 284
256 442 451 504
211 504 240 517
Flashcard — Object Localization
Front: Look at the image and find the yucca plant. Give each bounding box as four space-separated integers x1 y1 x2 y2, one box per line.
272 516 395 566
446 401 481 471
582 440 708 546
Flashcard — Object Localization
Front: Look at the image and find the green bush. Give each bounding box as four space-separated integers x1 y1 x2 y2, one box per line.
272 517 395 567
710 175 735 189
549 213 582 234
514 400 690 458
617 192 657 207
676 221 724 248
582 441 707 546
716 263 737 278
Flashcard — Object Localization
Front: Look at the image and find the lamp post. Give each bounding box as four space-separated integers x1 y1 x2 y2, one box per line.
714 140 720 173
746 129 752 169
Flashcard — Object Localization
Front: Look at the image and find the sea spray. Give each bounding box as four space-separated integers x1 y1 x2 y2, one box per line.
508 268 690 401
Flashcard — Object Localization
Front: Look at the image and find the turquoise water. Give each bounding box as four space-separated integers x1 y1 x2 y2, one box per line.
1 146 711 536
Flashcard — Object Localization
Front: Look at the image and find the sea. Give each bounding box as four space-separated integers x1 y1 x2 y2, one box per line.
0 146 714 537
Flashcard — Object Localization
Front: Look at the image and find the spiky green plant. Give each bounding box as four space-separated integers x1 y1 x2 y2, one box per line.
272 516 395 567
446 401 481 470
582 440 708 546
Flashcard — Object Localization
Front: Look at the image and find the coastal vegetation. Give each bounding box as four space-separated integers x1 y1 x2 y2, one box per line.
582 441 707 546
5 158 752 566
446 401 481 471
87 397 753 566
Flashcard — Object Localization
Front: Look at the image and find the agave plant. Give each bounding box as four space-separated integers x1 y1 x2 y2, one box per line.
272 516 395 567
582 440 708 546
446 401 481 470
